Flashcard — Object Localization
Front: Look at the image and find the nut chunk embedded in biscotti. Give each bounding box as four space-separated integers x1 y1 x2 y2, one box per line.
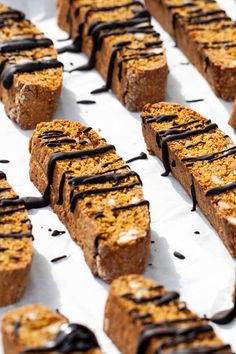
141 102 236 257
0 171 33 307
29 120 150 282
56 0 167 112
145 0 236 102
2 304 102 354
104 274 233 354
229 100 236 129
0 4 63 130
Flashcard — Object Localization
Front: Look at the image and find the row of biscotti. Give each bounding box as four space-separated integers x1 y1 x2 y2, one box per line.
0 4 63 129
56 0 168 111
3 103 236 307
144 0 236 102
1 275 234 354
29 104 236 261
55 0 236 129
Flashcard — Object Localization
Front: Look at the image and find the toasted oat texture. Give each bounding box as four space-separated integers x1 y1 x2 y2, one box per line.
145 0 236 102
0 171 33 306
104 274 232 354
141 102 236 257
29 120 150 282
229 100 236 129
2 304 102 354
56 0 167 111
0 4 63 129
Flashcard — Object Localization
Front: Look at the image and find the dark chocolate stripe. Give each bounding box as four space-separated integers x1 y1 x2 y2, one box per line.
21 323 100 353
0 59 63 89
206 181 236 196
112 199 149 212
0 37 53 53
0 171 6 179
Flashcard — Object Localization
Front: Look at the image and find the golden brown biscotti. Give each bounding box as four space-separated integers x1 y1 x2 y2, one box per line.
28 120 150 282
145 0 236 102
0 4 63 129
57 0 167 111
104 274 233 354
0 171 33 306
2 304 102 354
229 100 236 129
141 102 236 257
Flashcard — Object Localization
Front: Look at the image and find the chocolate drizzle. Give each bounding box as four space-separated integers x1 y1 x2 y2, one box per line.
206 181 236 197
22 323 100 353
121 285 231 354
0 59 63 89
0 171 6 179
126 152 148 163
161 123 218 176
0 37 53 53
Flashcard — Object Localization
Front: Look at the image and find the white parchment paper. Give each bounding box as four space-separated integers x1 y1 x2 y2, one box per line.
0 0 236 353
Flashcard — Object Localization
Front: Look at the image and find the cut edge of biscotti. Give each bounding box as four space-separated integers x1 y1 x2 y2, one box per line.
0 172 33 307
229 100 236 129
104 274 233 354
1 304 102 354
29 120 151 282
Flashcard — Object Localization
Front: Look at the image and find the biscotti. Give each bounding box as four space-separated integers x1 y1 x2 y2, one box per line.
2 304 102 354
104 274 233 354
28 120 150 282
142 102 236 257
0 4 63 129
57 0 167 111
145 0 236 101
229 100 236 129
0 171 33 306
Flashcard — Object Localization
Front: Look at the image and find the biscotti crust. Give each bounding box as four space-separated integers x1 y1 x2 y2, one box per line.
229 100 236 129
145 0 236 102
104 275 232 354
57 0 168 111
0 5 63 129
0 172 33 306
141 102 236 257
28 120 150 282
2 304 102 354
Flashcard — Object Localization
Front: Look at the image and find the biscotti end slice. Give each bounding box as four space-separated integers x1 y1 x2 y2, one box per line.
0 172 33 306
145 0 236 101
141 102 236 257
56 0 71 33
104 274 232 354
0 5 63 129
29 120 150 282
229 100 236 129
2 66 63 130
58 0 168 111
2 304 102 354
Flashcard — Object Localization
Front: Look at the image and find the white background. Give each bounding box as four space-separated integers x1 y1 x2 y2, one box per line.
0 0 236 353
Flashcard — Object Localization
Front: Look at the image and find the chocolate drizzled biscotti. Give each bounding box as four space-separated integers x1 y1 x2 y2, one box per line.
2 304 102 354
104 274 232 354
229 100 236 129
57 0 167 111
0 171 33 306
145 0 236 102
29 120 150 282
0 4 63 129
142 102 236 257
